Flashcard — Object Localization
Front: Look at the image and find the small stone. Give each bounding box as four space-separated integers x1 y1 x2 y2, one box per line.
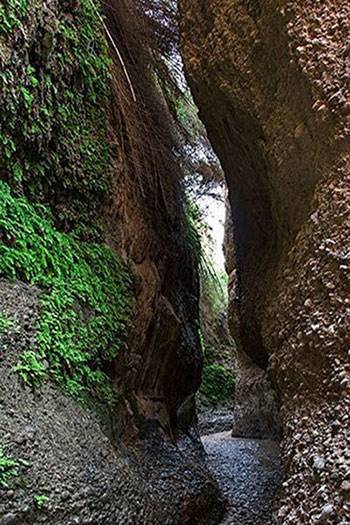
313 456 325 470
341 480 350 493
320 503 335 519
0 514 19 525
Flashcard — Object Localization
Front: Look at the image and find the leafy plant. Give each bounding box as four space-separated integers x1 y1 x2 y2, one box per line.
0 447 20 488
0 313 13 334
33 494 49 509
0 181 133 401
14 351 47 387
0 0 29 36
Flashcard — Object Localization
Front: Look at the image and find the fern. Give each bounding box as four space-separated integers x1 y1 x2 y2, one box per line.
0 181 133 401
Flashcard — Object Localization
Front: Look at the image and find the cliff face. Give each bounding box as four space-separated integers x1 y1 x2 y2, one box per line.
0 1 222 522
103 0 204 441
180 0 350 522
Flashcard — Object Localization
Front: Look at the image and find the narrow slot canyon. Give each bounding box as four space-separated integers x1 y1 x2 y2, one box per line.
0 1 349 525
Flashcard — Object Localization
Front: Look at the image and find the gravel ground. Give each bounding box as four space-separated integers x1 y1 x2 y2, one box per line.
202 432 281 525
197 407 233 435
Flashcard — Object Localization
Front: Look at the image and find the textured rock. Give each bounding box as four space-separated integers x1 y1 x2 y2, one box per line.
231 355 280 440
180 0 350 522
225 201 280 438
0 280 222 525
0 1 223 522
103 0 204 438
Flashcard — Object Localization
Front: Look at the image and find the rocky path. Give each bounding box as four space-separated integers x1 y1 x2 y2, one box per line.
202 432 281 525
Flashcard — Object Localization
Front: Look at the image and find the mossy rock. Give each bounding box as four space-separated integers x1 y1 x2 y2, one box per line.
0 181 133 402
200 363 235 405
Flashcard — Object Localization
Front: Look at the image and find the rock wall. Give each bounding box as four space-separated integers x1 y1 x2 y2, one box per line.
103 0 204 440
0 280 222 525
0 1 223 522
224 198 280 439
180 0 350 522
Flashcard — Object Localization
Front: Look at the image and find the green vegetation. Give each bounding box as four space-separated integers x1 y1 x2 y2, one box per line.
199 266 234 405
0 0 112 237
33 494 49 509
184 202 203 264
0 313 13 334
0 181 133 401
200 364 235 405
14 351 47 387
0 1 133 403
0 446 21 488
187 201 234 405
0 0 29 36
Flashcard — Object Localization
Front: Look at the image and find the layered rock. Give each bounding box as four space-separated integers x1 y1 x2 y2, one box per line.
104 0 204 441
180 0 350 522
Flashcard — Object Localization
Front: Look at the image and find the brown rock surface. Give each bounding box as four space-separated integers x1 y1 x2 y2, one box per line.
225 200 280 439
180 0 350 522
0 1 223 522
103 0 205 441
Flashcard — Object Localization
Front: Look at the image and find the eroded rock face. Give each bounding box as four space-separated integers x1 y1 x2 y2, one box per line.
224 199 280 439
180 0 350 522
0 280 223 525
103 0 204 440
0 1 222 522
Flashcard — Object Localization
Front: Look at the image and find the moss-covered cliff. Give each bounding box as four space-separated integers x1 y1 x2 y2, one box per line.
0 1 223 523
0 0 133 401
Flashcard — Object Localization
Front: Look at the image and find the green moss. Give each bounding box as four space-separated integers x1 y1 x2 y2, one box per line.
0 2 132 403
0 0 29 37
0 0 112 238
200 364 235 405
0 181 133 401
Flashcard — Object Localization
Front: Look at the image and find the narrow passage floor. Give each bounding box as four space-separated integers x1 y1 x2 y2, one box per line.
202 432 281 525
